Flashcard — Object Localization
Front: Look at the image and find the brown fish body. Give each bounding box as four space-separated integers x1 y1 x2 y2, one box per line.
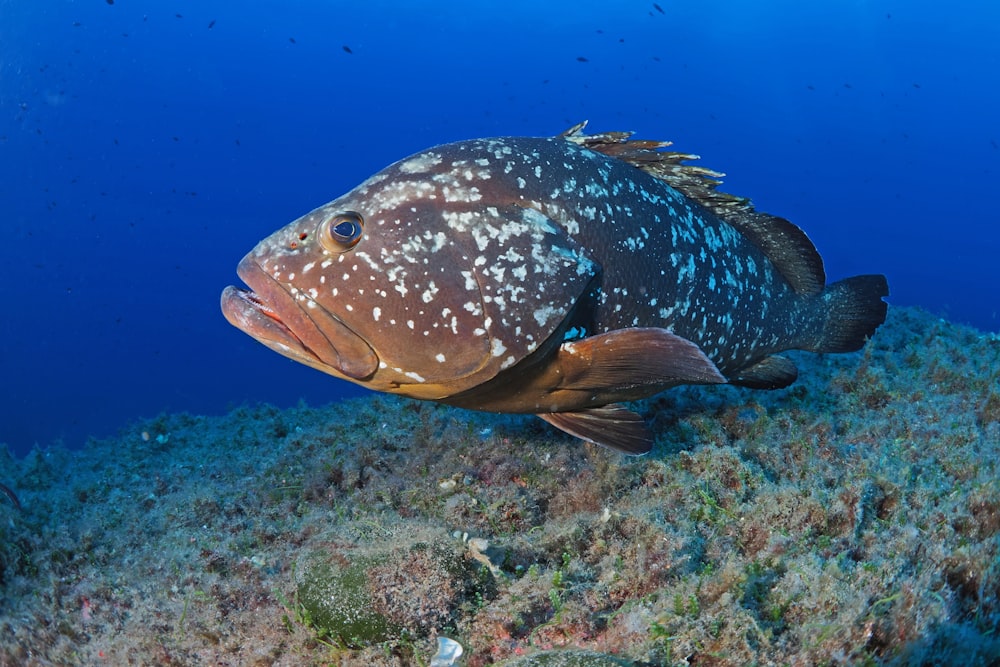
222 123 888 453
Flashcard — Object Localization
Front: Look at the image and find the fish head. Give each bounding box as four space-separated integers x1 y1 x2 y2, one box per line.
222 143 599 400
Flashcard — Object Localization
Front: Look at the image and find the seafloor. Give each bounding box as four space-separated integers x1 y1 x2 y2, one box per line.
1 306 999 667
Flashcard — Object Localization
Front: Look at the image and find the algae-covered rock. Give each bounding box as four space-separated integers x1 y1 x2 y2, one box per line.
499 650 636 666
295 553 400 645
294 539 475 646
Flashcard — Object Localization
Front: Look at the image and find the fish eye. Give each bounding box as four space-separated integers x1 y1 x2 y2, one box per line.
319 211 364 253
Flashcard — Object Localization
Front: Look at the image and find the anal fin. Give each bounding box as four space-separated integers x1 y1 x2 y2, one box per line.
539 405 652 455
730 355 798 389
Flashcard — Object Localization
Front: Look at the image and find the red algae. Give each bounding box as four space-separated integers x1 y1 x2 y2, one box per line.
0 306 999 666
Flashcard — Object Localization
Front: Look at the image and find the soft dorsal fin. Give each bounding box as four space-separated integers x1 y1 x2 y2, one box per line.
726 212 825 295
560 121 826 296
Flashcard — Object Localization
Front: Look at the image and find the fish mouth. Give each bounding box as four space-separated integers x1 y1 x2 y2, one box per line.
220 254 378 380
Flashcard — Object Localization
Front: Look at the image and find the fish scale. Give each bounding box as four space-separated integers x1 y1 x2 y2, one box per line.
222 123 888 453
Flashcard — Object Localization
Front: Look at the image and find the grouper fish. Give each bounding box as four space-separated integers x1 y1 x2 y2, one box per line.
221 123 889 454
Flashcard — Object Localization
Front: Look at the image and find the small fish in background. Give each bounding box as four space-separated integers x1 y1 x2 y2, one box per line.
222 123 888 454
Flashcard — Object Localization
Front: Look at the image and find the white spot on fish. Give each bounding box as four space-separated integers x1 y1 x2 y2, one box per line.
421 281 439 303
398 152 443 174
533 304 561 327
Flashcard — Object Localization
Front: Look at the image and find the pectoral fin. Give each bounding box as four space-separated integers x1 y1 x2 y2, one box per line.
556 327 726 392
537 328 726 454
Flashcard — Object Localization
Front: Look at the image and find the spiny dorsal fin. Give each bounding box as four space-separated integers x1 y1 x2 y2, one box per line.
560 121 825 296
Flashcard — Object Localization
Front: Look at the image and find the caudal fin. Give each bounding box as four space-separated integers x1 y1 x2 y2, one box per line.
812 274 889 353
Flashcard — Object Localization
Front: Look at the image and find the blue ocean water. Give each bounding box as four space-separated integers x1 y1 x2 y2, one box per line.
1 0 997 456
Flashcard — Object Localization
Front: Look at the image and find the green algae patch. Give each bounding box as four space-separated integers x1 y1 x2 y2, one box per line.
294 538 478 647
500 649 636 666
295 552 401 646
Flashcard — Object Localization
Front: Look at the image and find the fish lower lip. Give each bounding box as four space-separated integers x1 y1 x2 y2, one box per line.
221 256 379 380
221 285 306 352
